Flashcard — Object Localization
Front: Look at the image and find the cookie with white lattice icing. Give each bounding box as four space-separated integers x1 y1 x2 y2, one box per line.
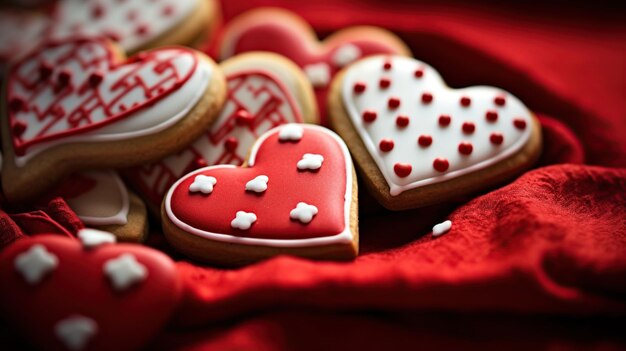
1 36 227 203
328 55 542 210
123 52 319 215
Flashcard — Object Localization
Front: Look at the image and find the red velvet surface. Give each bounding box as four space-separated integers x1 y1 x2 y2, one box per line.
2 0 626 349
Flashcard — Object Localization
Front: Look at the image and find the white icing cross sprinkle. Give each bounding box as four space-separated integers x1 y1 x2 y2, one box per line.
55 315 98 351
245 175 269 193
304 62 331 88
297 153 324 171
432 220 452 237
78 228 116 249
231 211 257 230
290 202 319 224
332 44 362 67
103 253 148 291
278 124 304 141
14 244 58 285
189 175 217 194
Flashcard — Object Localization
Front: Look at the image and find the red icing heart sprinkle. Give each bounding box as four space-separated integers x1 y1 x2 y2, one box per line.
460 96 471 107
235 110 253 125
438 114 451 127
379 78 391 89
379 139 394 152
514 118 527 130
490 132 504 145
388 97 400 109
12 120 27 137
396 115 409 127
362 110 377 122
383 60 392 70
421 92 433 104
57 69 72 86
394 163 412 177
38 61 53 80
414 68 424 78
486 110 498 122
494 95 506 106
418 134 432 147
88 71 104 87
9 96 25 112
91 4 104 18
353 82 366 93
433 158 449 172
462 122 475 134
136 24 149 36
458 142 473 155
224 137 239 152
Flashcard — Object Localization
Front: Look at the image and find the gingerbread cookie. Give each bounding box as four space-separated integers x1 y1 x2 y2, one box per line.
2 36 227 203
124 52 318 214
162 124 358 266
0 233 181 351
328 56 542 210
218 7 411 126
56 171 148 242
50 0 220 54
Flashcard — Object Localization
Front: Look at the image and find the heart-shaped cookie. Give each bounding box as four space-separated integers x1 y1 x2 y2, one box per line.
50 0 218 54
162 124 358 266
218 8 411 126
124 53 318 214
329 55 542 210
2 36 226 203
0 233 181 351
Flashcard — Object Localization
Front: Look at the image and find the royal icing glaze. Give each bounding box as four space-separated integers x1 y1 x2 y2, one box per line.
432 220 452 237
55 315 98 351
77 229 117 249
62 171 130 226
341 56 533 195
50 0 197 52
103 253 147 291
14 244 58 285
189 175 217 194
165 124 354 247
126 69 304 207
7 37 212 167
297 153 324 171
231 211 257 230
245 175 269 193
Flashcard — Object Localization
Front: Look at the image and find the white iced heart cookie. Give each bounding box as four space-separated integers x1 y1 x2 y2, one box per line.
329 55 541 210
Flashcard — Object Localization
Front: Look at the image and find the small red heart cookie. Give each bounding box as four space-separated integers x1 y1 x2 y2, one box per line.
124 53 318 214
2 36 226 203
0 233 181 351
329 55 542 210
162 124 358 266
218 8 411 126
50 0 219 54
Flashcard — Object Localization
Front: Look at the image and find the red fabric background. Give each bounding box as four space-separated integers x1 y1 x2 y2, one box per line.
2 0 626 349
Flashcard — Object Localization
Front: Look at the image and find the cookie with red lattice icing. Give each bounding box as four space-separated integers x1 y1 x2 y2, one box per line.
124 52 319 215
217 7 411 126
328 55 542 210
161 124 358 266
1 36 227 203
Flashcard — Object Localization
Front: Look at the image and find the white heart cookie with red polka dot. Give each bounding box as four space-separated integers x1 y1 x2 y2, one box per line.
1 36 225 203
0 234 181 351
51 0 216 53
329 55 541 210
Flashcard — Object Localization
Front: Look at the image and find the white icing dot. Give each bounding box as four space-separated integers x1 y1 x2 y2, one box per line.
332 44 362 67
77 228 116 249
278 124 304 141
55 315 98 351
189 175 216 194
432 220 452 237
304 62 331 88
103 253 148 291
231 211 257 230
245 175 269 193
289 202 318 224
297 153 324 171
14 244 58 285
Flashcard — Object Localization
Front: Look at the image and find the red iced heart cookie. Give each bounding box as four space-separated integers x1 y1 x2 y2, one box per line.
218 8 411 126
124 53 318 214
329 55 542 210
0 233 181 351
162 124 358 266
1 36 226 203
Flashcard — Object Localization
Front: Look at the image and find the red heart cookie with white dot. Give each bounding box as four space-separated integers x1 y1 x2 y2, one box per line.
0 233 181 351
161 124 358 266
218 8 411 126
124 53 318 214
1 36 226 203
329 55 542 210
